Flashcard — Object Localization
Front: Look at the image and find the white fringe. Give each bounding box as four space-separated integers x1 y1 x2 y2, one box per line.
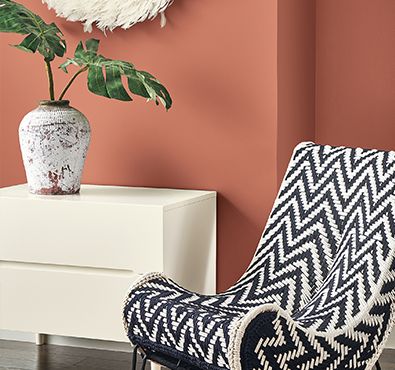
42 0 174 32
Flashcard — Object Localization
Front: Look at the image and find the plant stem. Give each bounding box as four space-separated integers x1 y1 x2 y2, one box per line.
58 66 88 100
45 60 55 100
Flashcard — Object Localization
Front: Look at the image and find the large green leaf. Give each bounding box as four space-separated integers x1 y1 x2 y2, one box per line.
105 64 132 101
0 0 66 61
60 39 172 109
87 65 108 98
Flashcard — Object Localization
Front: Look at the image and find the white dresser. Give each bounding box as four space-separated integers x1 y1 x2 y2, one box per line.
0 184 216 343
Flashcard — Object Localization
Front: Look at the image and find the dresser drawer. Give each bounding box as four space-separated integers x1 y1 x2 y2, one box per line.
0 198 163 272
0 261 138 342
0 184 216 343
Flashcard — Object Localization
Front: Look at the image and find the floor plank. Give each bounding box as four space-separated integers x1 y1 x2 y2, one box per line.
0 340 394 369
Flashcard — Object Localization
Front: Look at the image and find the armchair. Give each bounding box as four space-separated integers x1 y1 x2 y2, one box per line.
124 142 395 370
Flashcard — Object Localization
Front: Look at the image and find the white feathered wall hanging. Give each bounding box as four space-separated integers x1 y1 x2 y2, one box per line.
42 0 174 32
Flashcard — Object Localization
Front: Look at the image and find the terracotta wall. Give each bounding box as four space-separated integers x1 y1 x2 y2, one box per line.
1 0 394 291
315 0 395 150
0 0 280 291
277 0 316 184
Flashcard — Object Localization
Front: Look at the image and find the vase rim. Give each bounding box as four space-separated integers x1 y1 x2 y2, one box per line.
39 100 70 106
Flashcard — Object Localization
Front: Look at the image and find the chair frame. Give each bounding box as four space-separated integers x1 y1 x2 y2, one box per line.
130 345 382 370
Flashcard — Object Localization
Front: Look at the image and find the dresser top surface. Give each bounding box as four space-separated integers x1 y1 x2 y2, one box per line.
0 184 216 209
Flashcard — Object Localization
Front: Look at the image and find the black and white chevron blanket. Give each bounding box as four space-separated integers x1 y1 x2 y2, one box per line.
123 142 395 370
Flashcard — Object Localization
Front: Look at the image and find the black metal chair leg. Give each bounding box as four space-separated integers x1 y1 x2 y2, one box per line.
131 345 139 370
141 353 148 370
376 361 382 370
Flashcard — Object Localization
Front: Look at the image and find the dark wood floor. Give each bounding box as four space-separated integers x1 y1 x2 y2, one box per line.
0 340 394 370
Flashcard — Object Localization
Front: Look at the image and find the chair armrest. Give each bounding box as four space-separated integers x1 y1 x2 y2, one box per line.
228 303 299 370
228 298 394 370
122 272 166 333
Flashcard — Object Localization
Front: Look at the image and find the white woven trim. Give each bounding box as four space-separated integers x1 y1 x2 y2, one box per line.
366 302 395 370
228 304 289 370
122 272 167 335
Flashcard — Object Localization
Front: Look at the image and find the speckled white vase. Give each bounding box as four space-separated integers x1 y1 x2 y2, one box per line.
19 100 91 195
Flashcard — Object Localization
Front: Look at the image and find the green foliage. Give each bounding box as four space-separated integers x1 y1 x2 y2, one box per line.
60 39 172 109
0 0 172 109
0 0 66 61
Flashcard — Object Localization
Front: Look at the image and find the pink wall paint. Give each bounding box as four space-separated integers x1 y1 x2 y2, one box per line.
315 0 395 150
1 0 394 291
277 0 316 184
0 0 279 291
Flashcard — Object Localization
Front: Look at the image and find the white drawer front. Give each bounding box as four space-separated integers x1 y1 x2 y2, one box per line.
0 262 138 342
0 198 163 272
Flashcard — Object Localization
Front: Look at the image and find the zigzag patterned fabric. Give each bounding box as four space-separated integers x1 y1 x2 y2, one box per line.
123 142 395 370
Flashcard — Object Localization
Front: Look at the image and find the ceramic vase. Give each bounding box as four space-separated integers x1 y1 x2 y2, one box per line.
19 100 91 195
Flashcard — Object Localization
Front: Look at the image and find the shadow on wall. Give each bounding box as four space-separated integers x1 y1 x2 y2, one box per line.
216 193 266 291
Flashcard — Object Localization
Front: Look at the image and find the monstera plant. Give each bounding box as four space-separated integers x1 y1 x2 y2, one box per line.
0 0 172 195
0 0 171 106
